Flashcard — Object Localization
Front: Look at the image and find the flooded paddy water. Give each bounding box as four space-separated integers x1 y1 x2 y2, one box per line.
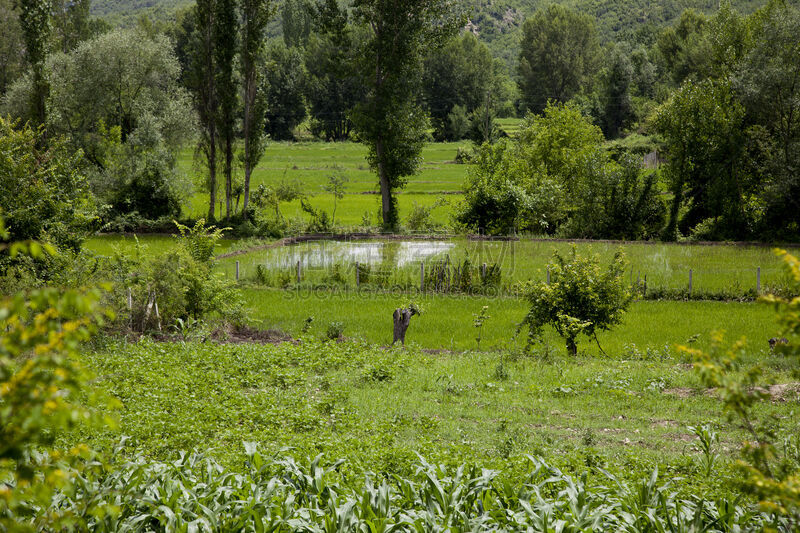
216 237 800 295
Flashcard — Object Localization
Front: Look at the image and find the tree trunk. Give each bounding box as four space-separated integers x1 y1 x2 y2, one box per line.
243 72 254 214
207 133 217 221
392 308 416 345
566 336 577 357
225 136 233 219
376 137 392 229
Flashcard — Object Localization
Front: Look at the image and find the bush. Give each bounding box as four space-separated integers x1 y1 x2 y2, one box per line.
405 198 446 232
521 247 631 355
325 321 345 341
111 221 242 332
0 118 94 255
0 216 107 531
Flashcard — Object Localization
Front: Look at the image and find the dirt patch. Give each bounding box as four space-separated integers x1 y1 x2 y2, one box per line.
650 419 679 428
663 383 800 402
663 387 696 398
209 325 293 345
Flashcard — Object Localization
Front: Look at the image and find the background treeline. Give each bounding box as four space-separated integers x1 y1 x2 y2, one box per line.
1 0 799 242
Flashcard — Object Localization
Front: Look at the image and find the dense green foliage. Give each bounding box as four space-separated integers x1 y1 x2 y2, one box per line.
517 5 599 114
0 118 93 255
0 218 108 532
457 103 664 238
303 0 365 141
38 448 791 530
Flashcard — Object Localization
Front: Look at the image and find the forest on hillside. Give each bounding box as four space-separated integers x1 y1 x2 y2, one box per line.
90 0 771 63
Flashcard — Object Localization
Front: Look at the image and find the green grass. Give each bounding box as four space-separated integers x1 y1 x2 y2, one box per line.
243 289 780 353
178 141 467 225
496 117 524 136
85 234 239 256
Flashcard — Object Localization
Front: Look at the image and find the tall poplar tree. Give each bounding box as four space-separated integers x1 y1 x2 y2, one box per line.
215 0 237 219
351 0 461 229
17 0 51 126
240 0 273 213
192 0 219 221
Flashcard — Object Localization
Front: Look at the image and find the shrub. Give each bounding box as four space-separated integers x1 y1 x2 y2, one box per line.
406 198 446 232
0 118 94 256
521 247 631 356
112 221 242 332
325 321 345 341
0 216 107 531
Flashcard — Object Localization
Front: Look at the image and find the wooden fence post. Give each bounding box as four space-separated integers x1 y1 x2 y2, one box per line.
235 261 240 281
446 254 450 292
482 263 487 281
355 261 360 288
757 267 761 293
296 260 301 283
420 262 425 292
546 267 550 284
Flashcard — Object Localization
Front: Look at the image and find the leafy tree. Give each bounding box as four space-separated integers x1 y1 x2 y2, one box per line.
16 0 52 126
734 0 800 237
0 117 93 256
281 0 313 48
215 0 237 220
303 0 365 141
563 155 665 240
37 29 193 221
0 0 25 96
654 79 751 239
517 5 599 114
188 0 220 221
521 248 631 356
51 0 91 53
601 46 634 138
351 0 462 229
457 102 606 236
44 29 192 161
264 41 307 141
240 0 274 213
422 32 506 141
655 9 712 85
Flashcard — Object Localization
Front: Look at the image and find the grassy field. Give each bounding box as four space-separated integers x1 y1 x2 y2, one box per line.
71 332 798 500
243 289 779 353
177 141 467 225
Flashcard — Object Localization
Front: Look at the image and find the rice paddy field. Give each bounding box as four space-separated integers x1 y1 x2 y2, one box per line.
177 141 466 226
212 237 800 294
84 235 797 352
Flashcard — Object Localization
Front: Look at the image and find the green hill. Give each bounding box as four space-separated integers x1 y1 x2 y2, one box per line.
92 0 769 63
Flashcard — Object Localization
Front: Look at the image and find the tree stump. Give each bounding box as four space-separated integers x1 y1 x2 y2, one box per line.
392 307 418 346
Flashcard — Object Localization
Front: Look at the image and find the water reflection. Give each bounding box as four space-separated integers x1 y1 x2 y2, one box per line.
263 240 455 270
